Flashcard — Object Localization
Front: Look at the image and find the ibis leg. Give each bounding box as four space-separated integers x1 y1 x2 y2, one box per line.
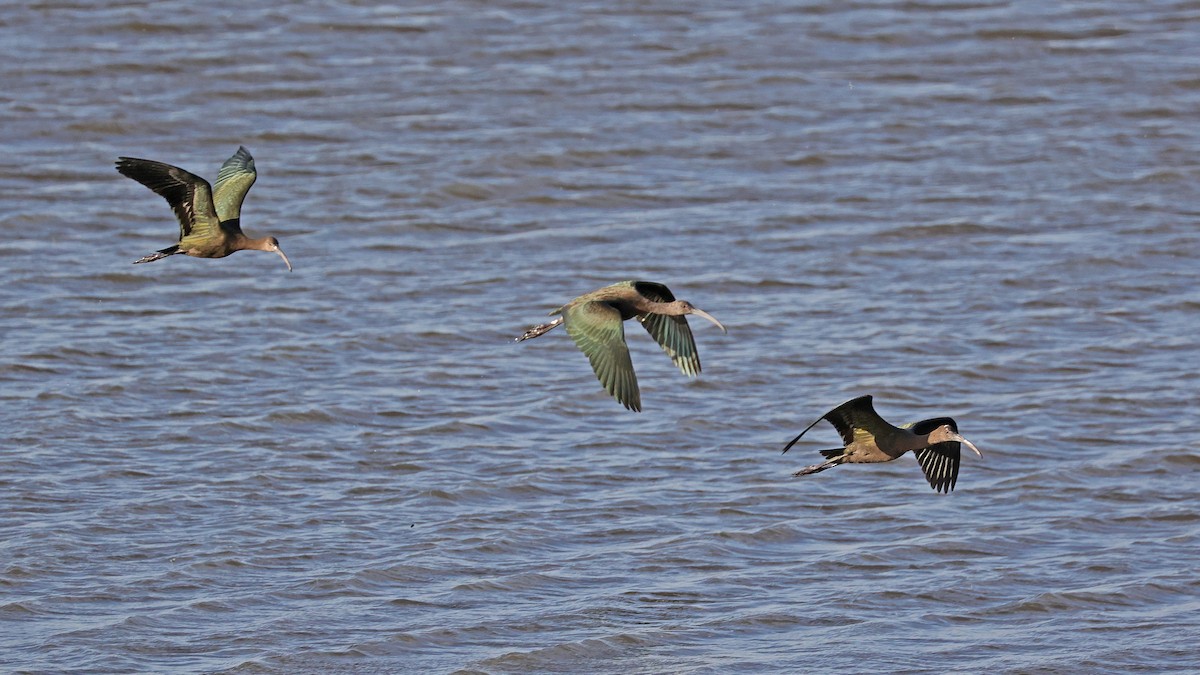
515 317 564 342
793 456 845 477
133 245 180 265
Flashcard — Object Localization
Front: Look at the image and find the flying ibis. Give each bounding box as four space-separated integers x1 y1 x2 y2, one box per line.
783 395 981 492
516 280 726 411
116 146 291 271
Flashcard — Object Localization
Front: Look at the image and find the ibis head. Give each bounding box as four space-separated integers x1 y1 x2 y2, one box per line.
263 236 292 272
674 301 727 334
926 424 982 458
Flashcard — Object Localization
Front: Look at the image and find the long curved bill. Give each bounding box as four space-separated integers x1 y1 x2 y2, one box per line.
691 308 727 334
275 247 293 272
949 432 982 458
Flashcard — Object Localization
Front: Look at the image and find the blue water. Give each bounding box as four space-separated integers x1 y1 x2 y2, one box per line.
1 0 1198 672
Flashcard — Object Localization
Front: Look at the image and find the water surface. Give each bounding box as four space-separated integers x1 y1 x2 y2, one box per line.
1 0 1198 672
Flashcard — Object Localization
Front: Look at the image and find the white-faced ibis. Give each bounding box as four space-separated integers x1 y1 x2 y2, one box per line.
116 146 291 271
516 280 726 412
783 394 982 493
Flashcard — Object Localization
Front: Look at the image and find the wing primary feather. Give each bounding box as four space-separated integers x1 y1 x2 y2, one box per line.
782 414 829 454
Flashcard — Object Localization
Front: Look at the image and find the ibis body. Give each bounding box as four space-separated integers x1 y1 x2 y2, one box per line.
116 146 291 271
516 280 726 412
783 394 981 492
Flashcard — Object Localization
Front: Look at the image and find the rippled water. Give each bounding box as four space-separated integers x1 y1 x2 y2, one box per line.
2 0 1199 672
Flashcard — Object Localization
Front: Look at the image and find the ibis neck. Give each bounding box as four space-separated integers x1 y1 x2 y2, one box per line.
629 298 685 317
896 428 935 453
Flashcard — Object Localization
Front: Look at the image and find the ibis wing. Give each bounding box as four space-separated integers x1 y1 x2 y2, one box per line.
117 158 220 242
904 417 958 435
912 445 961 493
563 301 641 412
905 417 962 493
822 395 889 446
783 394 883 455
213 146 257 222
638 313 700 377
631 280 701 376
631 281 675 301
782 414 828 454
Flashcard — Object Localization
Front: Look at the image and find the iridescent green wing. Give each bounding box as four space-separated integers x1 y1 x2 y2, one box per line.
904 417 961 493
212 146 257 223
633 281 700 376
563 300 641 412
116 157 220 242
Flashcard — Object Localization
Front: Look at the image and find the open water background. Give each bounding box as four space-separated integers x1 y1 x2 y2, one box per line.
2 0 1198 672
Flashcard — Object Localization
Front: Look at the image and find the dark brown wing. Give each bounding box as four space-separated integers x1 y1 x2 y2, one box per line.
906 417 961 493
782 395 886 454
116 157 220 242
